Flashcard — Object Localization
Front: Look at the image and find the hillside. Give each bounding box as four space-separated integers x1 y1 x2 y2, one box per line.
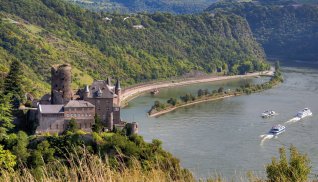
206 1 318 61
64 0 217 14
0 0 267 98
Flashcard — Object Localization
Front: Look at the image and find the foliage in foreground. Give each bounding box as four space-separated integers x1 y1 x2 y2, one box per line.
266 146 311 182
0 148 194 182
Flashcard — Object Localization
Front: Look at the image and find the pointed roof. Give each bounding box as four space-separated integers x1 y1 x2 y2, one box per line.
115 79 121 90
86 80 116 98
84 85 90 93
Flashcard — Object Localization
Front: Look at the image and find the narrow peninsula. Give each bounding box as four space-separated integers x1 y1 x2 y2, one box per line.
148 64 283 117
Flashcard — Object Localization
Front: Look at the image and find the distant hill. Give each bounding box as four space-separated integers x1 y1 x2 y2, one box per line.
0 0 267 97
206 0 318 61
64 0 217 14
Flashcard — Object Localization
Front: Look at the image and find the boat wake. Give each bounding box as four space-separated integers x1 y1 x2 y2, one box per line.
260 134 274 145
285 117 301 123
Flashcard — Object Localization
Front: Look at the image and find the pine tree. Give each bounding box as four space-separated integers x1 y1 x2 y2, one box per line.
4 60 24 107
0 92 14 133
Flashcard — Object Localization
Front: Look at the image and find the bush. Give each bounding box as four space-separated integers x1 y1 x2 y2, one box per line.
266 146 311 182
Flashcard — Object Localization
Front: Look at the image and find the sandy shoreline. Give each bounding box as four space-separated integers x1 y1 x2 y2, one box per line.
120 70 273 105
149 94 237 117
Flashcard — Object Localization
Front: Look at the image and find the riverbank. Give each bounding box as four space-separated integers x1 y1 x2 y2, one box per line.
148 67 282 117
149 94 238 117
121 69 274 105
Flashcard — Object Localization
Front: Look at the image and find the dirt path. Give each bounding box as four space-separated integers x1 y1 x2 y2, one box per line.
120 70 274 104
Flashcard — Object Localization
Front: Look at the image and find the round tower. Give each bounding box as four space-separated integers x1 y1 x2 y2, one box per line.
51 64 73 104
130 122 138 135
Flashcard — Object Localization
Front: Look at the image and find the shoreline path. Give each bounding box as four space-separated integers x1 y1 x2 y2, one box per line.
120 69 274 105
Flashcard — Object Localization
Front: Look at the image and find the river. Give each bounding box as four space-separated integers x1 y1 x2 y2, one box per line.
121 62 318 180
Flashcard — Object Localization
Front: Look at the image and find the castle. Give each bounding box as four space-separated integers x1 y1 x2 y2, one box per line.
36 64 137 134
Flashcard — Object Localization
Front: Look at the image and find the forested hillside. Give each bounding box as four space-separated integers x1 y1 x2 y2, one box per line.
206 1 318 61
65 0 216 14
0 0 267 97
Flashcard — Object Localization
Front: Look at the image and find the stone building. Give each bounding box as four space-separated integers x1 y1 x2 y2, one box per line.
37 100 95 134
36 64 124 134
80 79 121 131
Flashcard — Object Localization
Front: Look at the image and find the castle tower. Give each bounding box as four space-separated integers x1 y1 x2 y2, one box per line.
130 122 138 135
115 79 121 106
51 64 73 104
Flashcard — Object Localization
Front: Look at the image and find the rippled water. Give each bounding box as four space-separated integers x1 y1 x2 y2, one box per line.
122 63 318 179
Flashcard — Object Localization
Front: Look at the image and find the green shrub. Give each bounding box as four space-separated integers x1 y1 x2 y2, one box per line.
266 146 311 182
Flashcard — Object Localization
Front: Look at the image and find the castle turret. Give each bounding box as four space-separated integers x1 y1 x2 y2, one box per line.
106 77 111 86
51 64 73 104
83 85 89 99
115 79 121 106
130 122 138 135
107 112 114 131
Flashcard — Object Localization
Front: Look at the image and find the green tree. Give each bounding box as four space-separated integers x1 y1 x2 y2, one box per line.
4 60 24 107
266 146 311 182
0 144 16 171
66 118 78 133
0 92 14 133
92 115 103 133
30 140 55 167
167 98 177 106
197 89 204 97
12 131 30 163
218 87 224 93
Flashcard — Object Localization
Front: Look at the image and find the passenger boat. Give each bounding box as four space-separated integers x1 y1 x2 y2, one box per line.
268 124 285 135
261 110 276 118
296 108 312 119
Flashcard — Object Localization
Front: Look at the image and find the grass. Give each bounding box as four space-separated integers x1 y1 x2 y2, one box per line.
0 149 195 182
71 67 94 89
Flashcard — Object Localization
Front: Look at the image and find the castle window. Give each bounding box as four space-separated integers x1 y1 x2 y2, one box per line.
56 124 58 129
84 123 87 128
49 124 52 129
79 124 82 128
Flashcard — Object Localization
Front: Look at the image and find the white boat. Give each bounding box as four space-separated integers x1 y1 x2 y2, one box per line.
268 124 285 135
296 108 312 119
261 110 276 118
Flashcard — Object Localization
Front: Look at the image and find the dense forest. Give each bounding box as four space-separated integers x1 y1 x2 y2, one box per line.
0 0 267 97
206 0 318 61
65 0 217 14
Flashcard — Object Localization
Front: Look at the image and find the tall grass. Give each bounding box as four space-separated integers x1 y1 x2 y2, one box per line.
0 149 194 182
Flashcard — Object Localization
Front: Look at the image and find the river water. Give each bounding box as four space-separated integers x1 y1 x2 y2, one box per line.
121 62 318 180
